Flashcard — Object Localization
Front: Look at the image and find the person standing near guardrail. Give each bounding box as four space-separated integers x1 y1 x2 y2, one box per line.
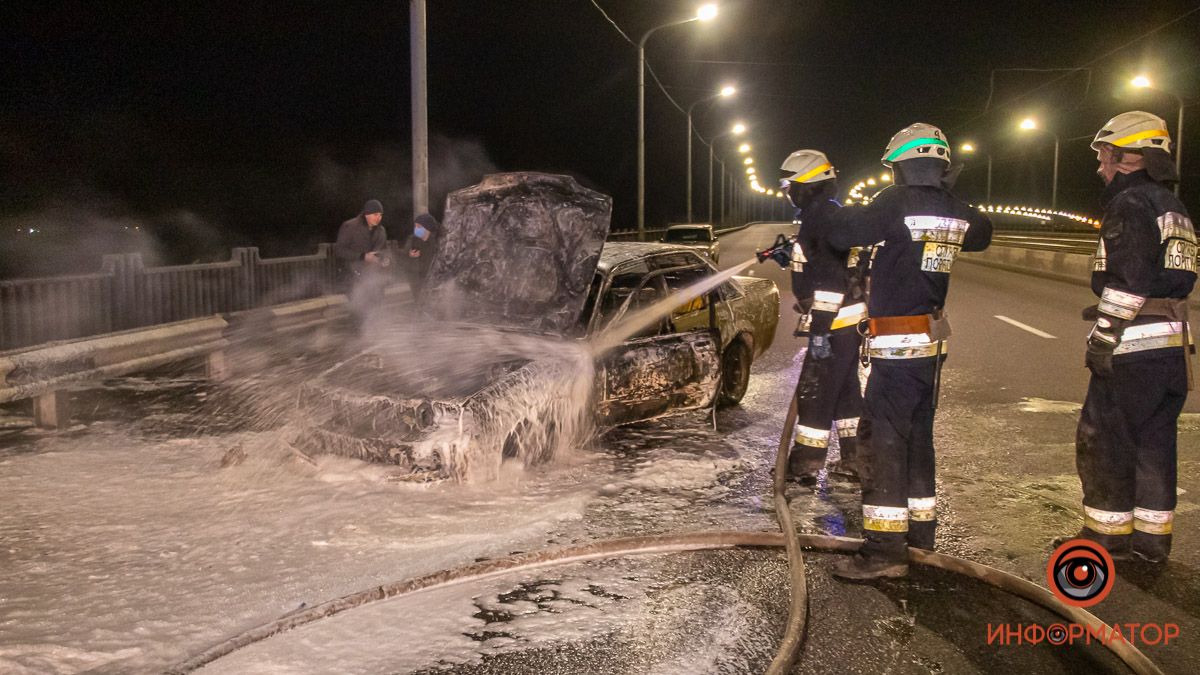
405 212 440 293
774 149 867 483
826 123 992 580
334 199 390 330
1054 111 1196 563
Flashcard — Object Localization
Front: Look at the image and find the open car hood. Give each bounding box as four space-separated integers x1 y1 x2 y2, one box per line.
423 172 612 335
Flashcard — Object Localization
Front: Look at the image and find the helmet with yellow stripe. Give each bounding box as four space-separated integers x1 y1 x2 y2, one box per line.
1091 111 1172 153
881 123 950 167
779 149 836 186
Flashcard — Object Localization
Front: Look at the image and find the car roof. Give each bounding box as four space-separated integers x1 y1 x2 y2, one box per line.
665 223 713 230
597 241 706 273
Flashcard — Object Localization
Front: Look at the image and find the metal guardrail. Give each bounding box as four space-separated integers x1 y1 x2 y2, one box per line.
991 231 1097 255
0 284 412 428
0 242 404 352
606 221 758 242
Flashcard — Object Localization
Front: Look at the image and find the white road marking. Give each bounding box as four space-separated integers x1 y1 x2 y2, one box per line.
994 315 1057 339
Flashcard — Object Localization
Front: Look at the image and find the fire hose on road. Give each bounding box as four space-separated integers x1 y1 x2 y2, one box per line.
169 392 1164 675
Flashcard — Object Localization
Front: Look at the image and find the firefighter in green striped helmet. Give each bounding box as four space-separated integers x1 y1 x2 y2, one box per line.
828 122 993 579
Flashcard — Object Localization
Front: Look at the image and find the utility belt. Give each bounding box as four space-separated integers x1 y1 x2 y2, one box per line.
859 310 952 360
858 310 951 409
1083 297 1189 322
1084 297 1193 389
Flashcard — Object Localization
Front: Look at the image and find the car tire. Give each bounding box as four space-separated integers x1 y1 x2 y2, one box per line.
718 339 752 407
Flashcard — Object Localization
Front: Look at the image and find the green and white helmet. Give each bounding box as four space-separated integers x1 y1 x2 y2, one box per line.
779 149 836 186
881 122 950 167
1091 111 1172 153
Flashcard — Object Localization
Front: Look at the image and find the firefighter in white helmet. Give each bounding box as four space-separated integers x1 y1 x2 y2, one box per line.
827 123 993 580
772 149 868 482
1054 111 1195 562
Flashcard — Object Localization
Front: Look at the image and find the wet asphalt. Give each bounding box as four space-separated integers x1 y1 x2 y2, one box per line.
2 223 1197 674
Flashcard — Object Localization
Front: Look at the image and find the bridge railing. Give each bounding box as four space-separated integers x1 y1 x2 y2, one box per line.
0 242 403 352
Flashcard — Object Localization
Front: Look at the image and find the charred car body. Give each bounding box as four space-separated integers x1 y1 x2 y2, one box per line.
295 173 778 480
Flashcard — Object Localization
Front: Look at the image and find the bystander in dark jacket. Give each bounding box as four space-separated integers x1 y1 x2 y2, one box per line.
335 199 389 331
335 199 388 286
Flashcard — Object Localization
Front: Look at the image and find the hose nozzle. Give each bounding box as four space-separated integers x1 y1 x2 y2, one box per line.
756 234 794 269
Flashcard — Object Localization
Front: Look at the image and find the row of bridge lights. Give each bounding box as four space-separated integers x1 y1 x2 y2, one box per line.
978 205 1101 227
844 173 892 205
843 174 1099 226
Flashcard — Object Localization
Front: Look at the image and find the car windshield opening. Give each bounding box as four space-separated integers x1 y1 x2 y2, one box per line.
664 229 711 243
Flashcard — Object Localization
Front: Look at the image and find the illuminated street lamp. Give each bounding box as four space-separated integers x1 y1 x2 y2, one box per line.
686 84 736 221
959 141 993 203
744 157 753 165
738 143 751 154
1131 74 1186 196
746 167 755 175
880 173 891 183
709 121 745 224
638 4 718 239
1018 117 1060 209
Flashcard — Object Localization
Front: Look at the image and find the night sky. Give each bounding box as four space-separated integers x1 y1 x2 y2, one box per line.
3 1 1199 276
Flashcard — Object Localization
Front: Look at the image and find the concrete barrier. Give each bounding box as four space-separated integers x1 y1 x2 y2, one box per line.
960 244 1200 312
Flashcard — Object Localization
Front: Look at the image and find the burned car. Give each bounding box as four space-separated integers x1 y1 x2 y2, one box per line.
295 173 778 480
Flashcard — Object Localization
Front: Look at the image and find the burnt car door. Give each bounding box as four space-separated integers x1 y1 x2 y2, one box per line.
591 262 721 426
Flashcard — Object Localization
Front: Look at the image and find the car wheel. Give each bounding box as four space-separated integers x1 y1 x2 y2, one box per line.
718 339 752 406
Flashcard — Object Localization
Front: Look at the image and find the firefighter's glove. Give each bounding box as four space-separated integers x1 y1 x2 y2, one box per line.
808 333 833 360
1085 317 1123 378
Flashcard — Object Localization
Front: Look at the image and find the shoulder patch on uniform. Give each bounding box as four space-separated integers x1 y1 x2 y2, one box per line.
903 216 969 244
1158 212 1196 244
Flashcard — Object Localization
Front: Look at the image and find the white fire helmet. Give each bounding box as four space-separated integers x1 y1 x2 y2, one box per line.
1091 111 1173 153
881 123 950 167
779 149 836 188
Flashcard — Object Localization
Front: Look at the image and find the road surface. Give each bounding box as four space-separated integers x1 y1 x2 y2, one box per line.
0 222 1196 674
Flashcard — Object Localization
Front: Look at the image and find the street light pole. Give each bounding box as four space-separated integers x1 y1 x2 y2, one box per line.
706 123 745 225
708 142 715 223
410 0 429 218
986 153 993 203
685 86 734 223
1176 98 1185 197
1051 133 1060 210
719 163 726 225
1018 119 1060 209
638 7 716 241
1132 76 1187 197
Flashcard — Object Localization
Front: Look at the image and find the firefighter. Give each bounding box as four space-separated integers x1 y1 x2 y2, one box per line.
778 149 867 482
827 123 993 580
1054 111 1195 563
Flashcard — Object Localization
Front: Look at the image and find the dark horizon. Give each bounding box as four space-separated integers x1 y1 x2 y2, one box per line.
3 1 1199 278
